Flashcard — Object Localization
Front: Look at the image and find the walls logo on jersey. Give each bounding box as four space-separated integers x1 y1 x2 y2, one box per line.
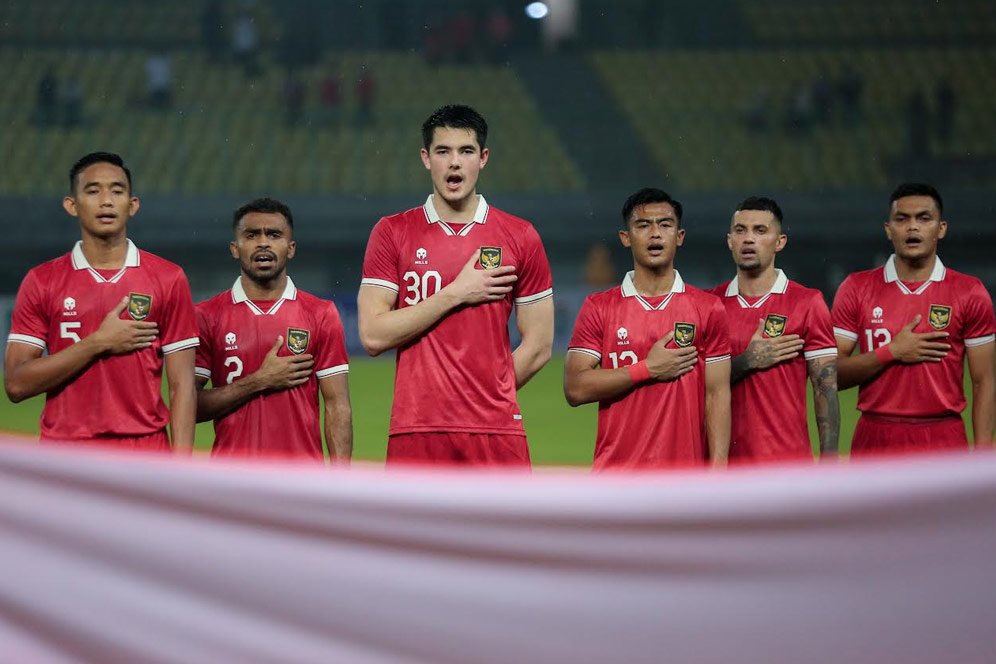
415 247 428 265
127 293 152 321
928 304 952 330
673 322 696 347
479 246 502 269
616 327 630 345
224 332 238 351
62 297 77 316
872 306 884 324
763 314 787 337
287 328 310 354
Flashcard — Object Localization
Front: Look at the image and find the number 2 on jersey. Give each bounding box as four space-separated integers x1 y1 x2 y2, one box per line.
224 357 244 384
403 270 442 305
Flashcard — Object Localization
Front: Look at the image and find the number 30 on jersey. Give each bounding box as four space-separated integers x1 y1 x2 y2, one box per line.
402 270 442 305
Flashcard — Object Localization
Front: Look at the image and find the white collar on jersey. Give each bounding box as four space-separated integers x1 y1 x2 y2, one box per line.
423 194 489 236
724 269 789 308
231 276 298 315
883 254 946 295
621 270 685 311
71 239 141 284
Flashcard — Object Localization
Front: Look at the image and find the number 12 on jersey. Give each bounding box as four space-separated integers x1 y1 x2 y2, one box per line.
864 328 892 349
608 351 638 368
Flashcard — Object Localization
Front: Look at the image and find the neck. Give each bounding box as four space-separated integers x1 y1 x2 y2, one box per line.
240 272 288 300
894 253 937 282
736 265 778 298
432 191 478 224
632 263 676 296
80 234 129 269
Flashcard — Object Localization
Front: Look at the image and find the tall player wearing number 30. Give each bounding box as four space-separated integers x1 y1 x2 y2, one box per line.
194 198 352 462
358 105 554 465
832 183 995 454
565 188 732 469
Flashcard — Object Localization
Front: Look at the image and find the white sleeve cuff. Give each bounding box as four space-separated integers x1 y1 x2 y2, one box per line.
7 333 47 351
316 364 349 379
804 348 838 360
705 354 732 364
965 334 995 347
361 278 399 293
194 366 212 379
514 288 553 305
833 327 858 341
567 347 602 362
162 337 200 354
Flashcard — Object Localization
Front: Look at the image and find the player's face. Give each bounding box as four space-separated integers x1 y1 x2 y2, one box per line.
619 202 684 270
230 212 296 285
727 209 786 272
62 162 139 239
885 195 946 263
420 126 489 206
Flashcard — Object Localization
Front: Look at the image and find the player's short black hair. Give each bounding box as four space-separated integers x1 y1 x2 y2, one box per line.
422 104 488 150
890 182 943 215
736 195 784 227
69 151 132 193
621 188 683 228
232 197 294 231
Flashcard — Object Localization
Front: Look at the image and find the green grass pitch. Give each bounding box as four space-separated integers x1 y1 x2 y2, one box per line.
0 357 974 465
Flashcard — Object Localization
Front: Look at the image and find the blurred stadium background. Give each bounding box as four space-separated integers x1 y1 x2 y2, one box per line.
0 0 992 463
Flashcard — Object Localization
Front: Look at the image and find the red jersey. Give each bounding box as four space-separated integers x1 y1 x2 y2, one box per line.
568 271 731 470
361 195 553 436
7 241 198 442
195 278 349 460
832 255 996 418
711 270 837 462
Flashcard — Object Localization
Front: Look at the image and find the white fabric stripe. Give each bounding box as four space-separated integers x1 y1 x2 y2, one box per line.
162 338 199 354
833 327 859 341
567 347 602 361
316 364 350 379
705 355 731 363
361 278 400 292
804 348 839 360
7 333 47 350
965 334 995 347
194 367 212 379
514 289 554 305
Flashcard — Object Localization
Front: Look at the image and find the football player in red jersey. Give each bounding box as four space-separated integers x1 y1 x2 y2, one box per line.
358 105 554 466
195 198 352 462
832 183 995 454
564 188 731 469
5 152 198 451
710 196 839 463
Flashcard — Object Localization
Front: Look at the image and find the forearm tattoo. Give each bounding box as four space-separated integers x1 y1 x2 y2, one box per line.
809 357 840 455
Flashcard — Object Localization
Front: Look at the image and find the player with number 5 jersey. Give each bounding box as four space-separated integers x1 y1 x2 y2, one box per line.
358 105 554 465
565 188 731 469
832 183 996 454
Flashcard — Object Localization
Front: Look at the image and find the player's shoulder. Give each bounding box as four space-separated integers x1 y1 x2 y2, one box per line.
684 283 723 307
785 279 827 302
943 265 987 291
584 284 624 307
707 281 732 299
377 205 426 228
486 204 535 230
24 253 72 282
839 265 883 288
294 288 335 309
196 289 233 312
138 249 187 278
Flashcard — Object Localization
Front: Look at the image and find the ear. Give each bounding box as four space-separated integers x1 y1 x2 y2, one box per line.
129 196 140 216
287 239 297 260
63 196 78 218
726 233 733 252
479 146 489 169
884 221 893 242
775 233 787 253
937 219 948 240
618 229 631 248
229 240 239 260
420 147 431 171
676 228 685 247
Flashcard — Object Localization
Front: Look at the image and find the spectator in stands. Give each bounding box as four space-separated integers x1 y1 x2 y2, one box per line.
450 10 477 63
145 53 173 110
60 76 84 128
743 85 771 133
485 7 514 63
935 78 956 146
811 70 834 126
35 67 58 128
583 243 617 289
837 65 863 127
318 69 342 128
355 67 375 128
785 82 814 134
232 9 260 77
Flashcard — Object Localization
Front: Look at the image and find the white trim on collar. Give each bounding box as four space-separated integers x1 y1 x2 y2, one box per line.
231 276 298 315
724 269 789 308
883 254 945 295
620 270 685 311
423 194 489 236
71 239 140 283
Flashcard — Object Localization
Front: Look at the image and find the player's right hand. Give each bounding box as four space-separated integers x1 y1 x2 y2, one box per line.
92 296 159 355
744 317 805 370
645 331 698 381
447 251 517 305
255 336 315 389
888 314 951 364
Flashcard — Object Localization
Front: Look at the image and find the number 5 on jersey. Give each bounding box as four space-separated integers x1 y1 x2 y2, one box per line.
403 270 442 305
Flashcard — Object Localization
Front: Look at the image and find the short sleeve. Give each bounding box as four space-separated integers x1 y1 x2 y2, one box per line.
702 297 731 364
315 301 350 379
512 224 553 306
962 280 996 347
8 269 49 351
360 218 400 293
830 275 861 342
194 303 214 380
567 296 604 362
803 290 838 360
160 270 199 355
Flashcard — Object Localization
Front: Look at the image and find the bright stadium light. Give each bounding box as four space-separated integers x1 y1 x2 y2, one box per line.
525 2 549 19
